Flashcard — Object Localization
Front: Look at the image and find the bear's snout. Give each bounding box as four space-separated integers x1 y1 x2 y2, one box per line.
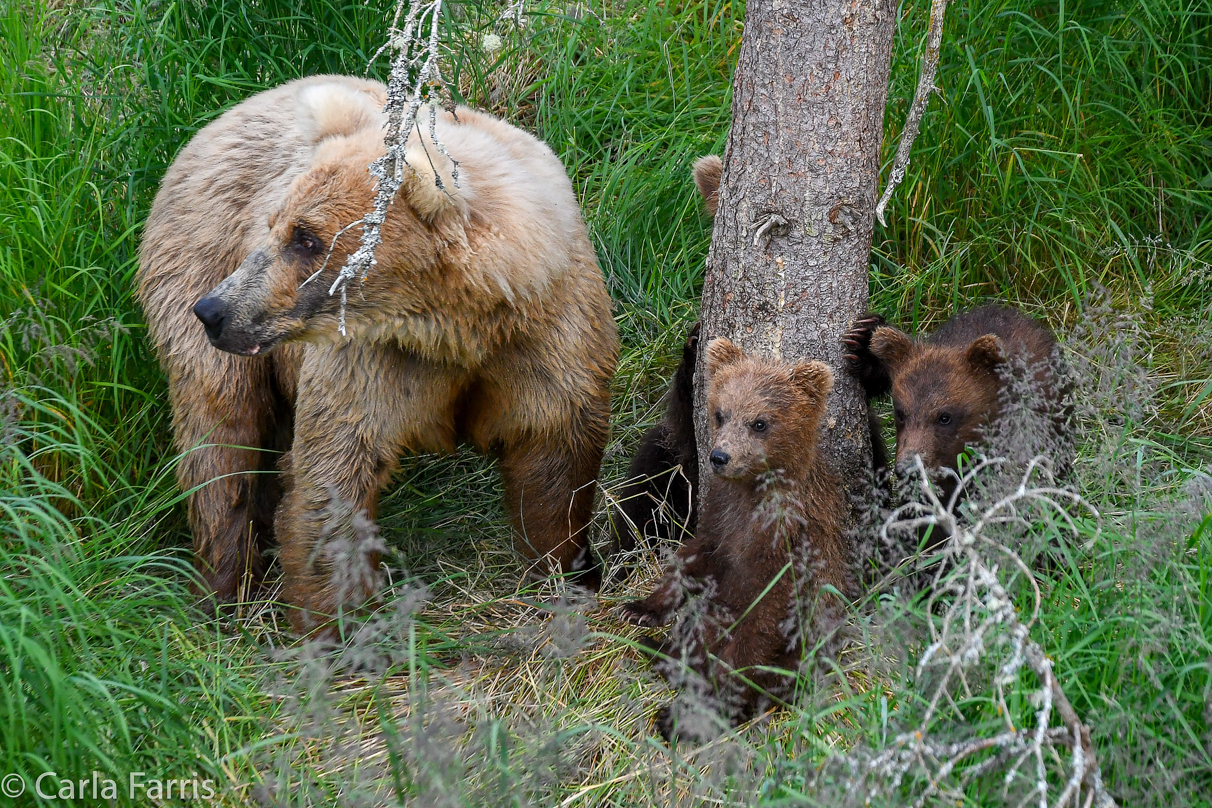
894 454 924 480
709 448 730 472
193 296 227 341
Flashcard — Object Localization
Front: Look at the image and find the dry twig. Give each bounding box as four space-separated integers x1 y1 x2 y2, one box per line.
875 0 950 227
844 455 1118 807
330 0 458 334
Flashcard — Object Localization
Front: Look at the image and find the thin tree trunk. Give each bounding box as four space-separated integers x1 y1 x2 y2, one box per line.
699 0 896 514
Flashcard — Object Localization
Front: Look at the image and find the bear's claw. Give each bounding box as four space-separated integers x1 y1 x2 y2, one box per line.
843 313 893 397
619 600 662 627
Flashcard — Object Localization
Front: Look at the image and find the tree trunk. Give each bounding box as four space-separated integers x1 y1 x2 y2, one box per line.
699 0 896 515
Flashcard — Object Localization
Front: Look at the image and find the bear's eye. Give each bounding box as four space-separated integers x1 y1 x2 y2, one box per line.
894 407 905 424
750 419 767 433
291 226 323 257
714 410 725 427
937 412 953 426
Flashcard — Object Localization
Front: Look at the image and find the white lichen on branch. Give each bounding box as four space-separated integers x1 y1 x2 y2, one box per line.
841 455 1118 807
875 0 950 227
330 0 459 334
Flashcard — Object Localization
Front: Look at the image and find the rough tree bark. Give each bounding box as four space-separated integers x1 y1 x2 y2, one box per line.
699 0 897 513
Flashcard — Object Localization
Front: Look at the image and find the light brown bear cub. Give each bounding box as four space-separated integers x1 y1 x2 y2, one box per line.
138 76 618 631
621 338 853 739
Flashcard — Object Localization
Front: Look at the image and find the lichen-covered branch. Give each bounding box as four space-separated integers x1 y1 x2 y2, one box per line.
331 0 458 334
841 455 1118 807
874 0 950 227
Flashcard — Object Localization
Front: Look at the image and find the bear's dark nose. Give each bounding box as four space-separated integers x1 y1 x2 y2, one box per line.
193 296 227 341
709 449 730 471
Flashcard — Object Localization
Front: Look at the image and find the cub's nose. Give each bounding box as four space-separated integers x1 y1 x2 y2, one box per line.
709 449 730 472
193 296 227 341
895 454 925 480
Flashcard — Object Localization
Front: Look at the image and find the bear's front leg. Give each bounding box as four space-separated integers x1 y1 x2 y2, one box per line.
619 536 715 627
275 344 448 634
170 351 291 606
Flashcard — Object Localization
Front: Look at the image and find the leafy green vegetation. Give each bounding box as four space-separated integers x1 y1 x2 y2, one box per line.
0 0 1208 805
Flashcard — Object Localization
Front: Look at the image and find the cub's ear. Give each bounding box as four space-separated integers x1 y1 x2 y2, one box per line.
868 326 915 373
966 334 1007 372
692 155 722 217
706 336 745 374
790 360 834 406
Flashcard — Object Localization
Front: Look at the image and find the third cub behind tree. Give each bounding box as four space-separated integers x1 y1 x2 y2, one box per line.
610 323 700 554
621 338 853 739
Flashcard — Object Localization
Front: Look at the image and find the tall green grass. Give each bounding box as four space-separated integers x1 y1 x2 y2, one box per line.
0 0 1209 805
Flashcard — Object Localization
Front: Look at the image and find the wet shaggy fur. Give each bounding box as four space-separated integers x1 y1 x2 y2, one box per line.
137 75 619 631
843 304 1070 484
610 323 700 554
620 339 853 739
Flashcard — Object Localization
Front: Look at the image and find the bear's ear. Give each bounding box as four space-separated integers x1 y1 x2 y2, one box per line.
399 133 469 238
966 334 1006 372
868 326 915 373
706 337 745 374
693 155 722 217
299 82 385 143
790 359 834 406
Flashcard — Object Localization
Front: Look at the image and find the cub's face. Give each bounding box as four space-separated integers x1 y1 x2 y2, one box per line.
869 327 1005 476
193 133 459 356
704 338 832 483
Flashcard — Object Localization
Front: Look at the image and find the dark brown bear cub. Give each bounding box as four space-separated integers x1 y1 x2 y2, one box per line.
621 338 853 740
842 304 1071 489
607 158 724 557
611 323 700 554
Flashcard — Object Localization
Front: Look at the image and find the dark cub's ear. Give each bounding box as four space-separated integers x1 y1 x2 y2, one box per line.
868 326 915 374
966 334 1007 373
706 336 744 375
693 155 722 217
790 360 834 407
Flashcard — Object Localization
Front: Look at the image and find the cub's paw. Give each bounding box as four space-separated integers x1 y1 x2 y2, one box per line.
654 701 719 745
635 633 666 658
682 321 701 359
841 313 886 366
655 703 677 743
619 599 665 627
842 313 892 395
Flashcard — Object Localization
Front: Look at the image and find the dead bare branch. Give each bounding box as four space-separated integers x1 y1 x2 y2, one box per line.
846 454 1118 807
875 0 950 227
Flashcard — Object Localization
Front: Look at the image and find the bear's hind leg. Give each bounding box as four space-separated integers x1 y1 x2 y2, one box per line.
498 422 605 592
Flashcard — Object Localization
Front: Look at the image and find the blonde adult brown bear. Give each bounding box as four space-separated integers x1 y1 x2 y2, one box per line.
138 75 619 632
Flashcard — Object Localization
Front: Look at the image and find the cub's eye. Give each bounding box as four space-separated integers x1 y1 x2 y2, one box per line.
750 419 767 433
291 226 322 256
937 412 953 426
714 410 725 426
894 408 905 423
